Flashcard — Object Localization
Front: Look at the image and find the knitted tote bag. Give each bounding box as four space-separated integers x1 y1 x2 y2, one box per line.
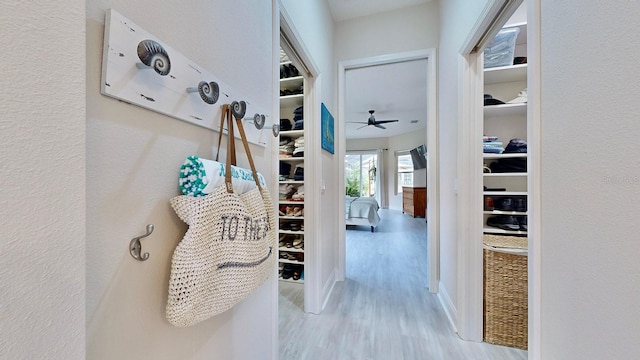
166 103 276 327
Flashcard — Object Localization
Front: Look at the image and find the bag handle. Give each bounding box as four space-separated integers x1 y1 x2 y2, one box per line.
216 104 236 166
234 112 263 191
222 102 263 193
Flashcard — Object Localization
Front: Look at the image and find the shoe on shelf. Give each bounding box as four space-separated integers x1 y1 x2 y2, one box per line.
292 265 303 280
292 206 303 217
282 264 294 279
279 205 286 216
514 198 527 212
292 236 303 249
517 216 527 231
495 197 514 211
487 215 520 231
280 222 291 231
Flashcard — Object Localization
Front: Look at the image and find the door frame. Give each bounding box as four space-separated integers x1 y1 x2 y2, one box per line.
336 49 440 293
457 0 541 356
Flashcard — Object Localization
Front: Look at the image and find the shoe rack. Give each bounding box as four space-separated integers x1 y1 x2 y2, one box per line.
278 48 305 283
482 22 528 237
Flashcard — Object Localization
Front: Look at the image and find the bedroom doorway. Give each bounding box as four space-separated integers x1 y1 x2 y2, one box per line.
337 49 439 291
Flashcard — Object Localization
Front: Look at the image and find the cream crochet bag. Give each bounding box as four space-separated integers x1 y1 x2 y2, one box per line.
166 104 276 327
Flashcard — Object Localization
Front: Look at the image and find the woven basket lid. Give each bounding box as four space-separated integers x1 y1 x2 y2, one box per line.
483 234 528 250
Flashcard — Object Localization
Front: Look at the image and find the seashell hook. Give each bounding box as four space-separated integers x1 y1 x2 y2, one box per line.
136 40 171 76
186 81 219 105
243 113 279 137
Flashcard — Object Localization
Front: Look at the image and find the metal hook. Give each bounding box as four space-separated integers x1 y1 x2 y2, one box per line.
244 113 280 137
129 224 154 261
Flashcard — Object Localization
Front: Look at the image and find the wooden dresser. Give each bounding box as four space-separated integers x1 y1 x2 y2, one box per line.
402 187 426 218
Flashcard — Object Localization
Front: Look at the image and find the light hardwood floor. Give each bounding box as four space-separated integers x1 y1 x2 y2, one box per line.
279 209 527 360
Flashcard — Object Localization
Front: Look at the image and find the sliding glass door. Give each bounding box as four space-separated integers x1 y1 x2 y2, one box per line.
345 153 377 198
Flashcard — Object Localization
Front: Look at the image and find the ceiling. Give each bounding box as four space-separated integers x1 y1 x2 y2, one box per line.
327 0 432 140
327 0 432 22
345 59 428 139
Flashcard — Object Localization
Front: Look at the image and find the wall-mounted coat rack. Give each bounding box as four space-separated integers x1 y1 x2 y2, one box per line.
100 9 273 146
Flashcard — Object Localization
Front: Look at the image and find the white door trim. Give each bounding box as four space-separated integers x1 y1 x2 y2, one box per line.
527 0 542 357
278 0 323 317
337 49 440 293
457 0 542 356
455 51 485 341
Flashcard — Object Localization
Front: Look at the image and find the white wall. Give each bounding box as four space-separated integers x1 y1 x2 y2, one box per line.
539 2 640 358
86 1 277 359
0 1 85 358
334 2 440 62
279 0 337 307
437 0 490 325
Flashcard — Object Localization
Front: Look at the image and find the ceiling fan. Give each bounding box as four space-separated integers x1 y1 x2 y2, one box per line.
348 110 399 129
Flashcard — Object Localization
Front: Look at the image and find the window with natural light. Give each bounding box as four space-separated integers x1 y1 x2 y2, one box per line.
345 153 377 197
397 152 413 193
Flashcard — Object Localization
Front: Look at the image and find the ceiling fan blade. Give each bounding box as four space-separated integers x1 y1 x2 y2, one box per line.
357 124 370 130
347 121 369 124
374 124 386 129
375 120 399 124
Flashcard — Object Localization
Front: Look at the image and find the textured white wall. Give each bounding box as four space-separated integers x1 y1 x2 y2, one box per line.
0 1 86 358
334 2 440 62
437 0 491 322
86 1 276 359
540 2 640 358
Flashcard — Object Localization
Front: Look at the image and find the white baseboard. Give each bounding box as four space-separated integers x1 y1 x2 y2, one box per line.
321 269 336 311
437 283 458 334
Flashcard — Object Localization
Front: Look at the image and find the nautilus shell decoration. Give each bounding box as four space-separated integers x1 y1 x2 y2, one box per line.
137 39 171 76
197 81 219 104
231 101 247 120
252 113 266 129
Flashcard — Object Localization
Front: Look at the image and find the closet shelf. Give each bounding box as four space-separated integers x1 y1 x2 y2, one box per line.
279 230 305 235
483 153 527 159
279 157 304 162
279 200 305 205
484 103 526 117
483 191 528 196
483 210 528 216
278 259 304 265
278 276 303 284
279 247 304 253
483 172 527 177
484 63 527 84
484 227 528 236
280 94 304 108
279 180 304 185
279 216 304 220
280 130 304 137
280 76 303 87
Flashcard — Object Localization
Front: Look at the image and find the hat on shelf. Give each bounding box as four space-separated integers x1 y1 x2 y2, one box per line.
484 94 505 106
507 88 528 104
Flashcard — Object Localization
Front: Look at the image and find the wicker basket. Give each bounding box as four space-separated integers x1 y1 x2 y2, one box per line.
483 234 528 350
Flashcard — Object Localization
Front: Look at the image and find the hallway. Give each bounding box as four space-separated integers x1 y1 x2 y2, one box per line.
278 209 527 359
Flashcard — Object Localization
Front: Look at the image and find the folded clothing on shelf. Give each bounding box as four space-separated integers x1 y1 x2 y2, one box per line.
280 118 292 131
280 162 291 177
293 165 304 181
293 119 304 130
483 141 504 154
503 138 527 153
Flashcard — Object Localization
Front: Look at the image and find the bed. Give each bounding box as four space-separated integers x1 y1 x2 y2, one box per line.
345 196 381 232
